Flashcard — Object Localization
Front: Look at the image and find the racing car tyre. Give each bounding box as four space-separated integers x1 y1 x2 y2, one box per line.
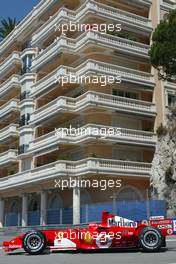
139 227 163 252
23 230 47 255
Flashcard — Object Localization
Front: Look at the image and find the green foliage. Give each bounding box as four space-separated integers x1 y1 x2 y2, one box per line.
87 153 97 158
149 10 176 81
156 123 168 137
0 17 17 40
107 29 138 42
57 154 70 160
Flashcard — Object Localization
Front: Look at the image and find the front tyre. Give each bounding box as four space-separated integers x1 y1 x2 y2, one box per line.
139 227 163 252
23 230 47 255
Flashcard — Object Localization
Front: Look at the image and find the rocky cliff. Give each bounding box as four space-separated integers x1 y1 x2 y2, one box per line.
150 109 176 217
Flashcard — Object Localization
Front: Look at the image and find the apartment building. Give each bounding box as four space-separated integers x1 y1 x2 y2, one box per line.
0 0 175 227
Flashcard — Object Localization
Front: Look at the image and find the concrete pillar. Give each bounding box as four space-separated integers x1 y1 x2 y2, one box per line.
0 198 4 228
73 186 80 225
22 194 28 227
40 190 47 226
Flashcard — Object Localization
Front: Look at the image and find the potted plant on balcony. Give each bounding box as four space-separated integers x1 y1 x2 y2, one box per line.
87 153 97 158
107 28 138 42
57 155 71 161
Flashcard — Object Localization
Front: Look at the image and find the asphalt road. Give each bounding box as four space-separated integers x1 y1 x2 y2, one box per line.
0 238 176 264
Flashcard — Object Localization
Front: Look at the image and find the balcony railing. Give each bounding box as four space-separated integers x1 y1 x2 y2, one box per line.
30 91 155 125
27 124 156 155
0 52 21 79
32 0 152 46
0 75 20 98
0 158 152 191
0 124 19 143
164 81 176 90
0 149 18 167
30 59 154 98
31 31 149 71
0 99 19 120
161 0 176 10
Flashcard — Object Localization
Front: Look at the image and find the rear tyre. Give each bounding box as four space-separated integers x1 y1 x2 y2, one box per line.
139 227 163 252
23 230 47 255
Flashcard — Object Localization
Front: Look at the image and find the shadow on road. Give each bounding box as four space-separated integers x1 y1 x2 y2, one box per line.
4 247 169 256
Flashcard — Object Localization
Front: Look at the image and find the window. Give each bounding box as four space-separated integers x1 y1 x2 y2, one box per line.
115 187 141 201
113 89 138 99
168 93 176 107
19 113 30 126
70 149 84 161
29 198 39 211
113 148 142 161
20 91 30 101
112 116 141 130
18 144 29 155
21 55 33 75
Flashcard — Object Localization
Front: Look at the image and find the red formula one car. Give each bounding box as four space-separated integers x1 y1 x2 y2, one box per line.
3 211 174 255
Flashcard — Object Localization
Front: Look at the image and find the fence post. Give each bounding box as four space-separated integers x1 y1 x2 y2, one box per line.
60 208 62 224
85 204 89 223
18 212 21 226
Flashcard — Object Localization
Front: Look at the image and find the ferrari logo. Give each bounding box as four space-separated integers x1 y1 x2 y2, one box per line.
55 232 64 240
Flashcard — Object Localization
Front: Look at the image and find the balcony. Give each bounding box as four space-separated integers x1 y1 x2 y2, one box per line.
0 99 19 121
30 59 154 98
0 149 18 168
27 124 156 156
32 0 152 47
0 124 19 143
0 52 21 79
30 91 156 126
161 0 176 11
164 81 176 91
0 75 20 99
142 0 152 4
0 0 60 56
0 158 151 191
31 31 149 72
